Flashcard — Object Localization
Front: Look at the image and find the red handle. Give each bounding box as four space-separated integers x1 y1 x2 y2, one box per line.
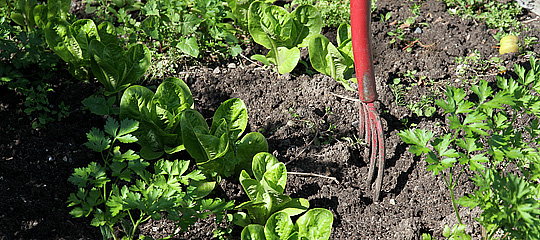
350 0 376 103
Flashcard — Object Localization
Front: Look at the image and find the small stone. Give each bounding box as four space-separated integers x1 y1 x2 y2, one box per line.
213 67 220 74
414 27 422 34
390 199 396 205
227 63 236 68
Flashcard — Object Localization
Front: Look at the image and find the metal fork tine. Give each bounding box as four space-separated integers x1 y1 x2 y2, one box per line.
373 111 385 201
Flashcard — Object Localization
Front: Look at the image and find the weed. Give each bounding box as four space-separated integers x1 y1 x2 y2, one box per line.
291 0 351 28
443 0 522 30
380 12 392 22
390 77 406 106
407 94 436 117
387 2 424 52
455 50 506 84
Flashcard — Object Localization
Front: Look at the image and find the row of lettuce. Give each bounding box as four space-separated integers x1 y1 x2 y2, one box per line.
2 0 339 239
70 77 333 239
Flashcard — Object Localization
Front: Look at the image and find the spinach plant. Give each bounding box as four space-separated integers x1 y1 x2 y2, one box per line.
234 152 310 226
241 208 334 240
68 118 234 240
398 57 540 239
120 77 194 160
308 23 356 91
181 98 269 178
248 1 322 74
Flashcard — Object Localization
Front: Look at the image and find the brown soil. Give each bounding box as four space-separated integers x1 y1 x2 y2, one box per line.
1 0 539 239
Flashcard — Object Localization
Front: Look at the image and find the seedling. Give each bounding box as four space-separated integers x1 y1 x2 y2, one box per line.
380 12 392 22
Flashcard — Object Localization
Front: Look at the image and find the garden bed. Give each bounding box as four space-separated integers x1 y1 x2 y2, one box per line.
1 0 539 239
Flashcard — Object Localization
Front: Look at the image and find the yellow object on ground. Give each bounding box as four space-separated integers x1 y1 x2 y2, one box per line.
499 35 519 55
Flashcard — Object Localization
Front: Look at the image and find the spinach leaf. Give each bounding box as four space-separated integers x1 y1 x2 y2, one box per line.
264 211 295 240
241 224 266 240
238 208 334 240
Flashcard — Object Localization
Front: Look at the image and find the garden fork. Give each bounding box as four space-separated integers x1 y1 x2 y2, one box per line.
350 0 385 201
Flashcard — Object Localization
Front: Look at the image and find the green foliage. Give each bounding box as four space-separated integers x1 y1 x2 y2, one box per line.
459 170 540 239
8 0 37 32
0 0 73 129
89 38 151 96
309 23 356 91
120 77 194 160
68 118 234 240
240 208 334 240
455 50 506 83
407 95 436 117
234 152 310 226
443 0 522 30
248 1 322 74
82 0 143 24
135 0 240 59
226 0 273 30
290 0 351 28
44 18 100 80
398 57 540 239
82 95 120 116
422 224 472 240
120 78 268 177
234 152 333 240
181 99 269 178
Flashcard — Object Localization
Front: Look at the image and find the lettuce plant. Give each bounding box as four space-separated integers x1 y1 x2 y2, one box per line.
120 77 193 160
309 23 356 91
226 0 273 30
67 118 233 240
89 38 151 96
234 152 334 240
181 98 268 178
398 57 540 239
234 152 310 226
33 0 71 29
241 208 334 240
43 18 100 80
248 1 322 74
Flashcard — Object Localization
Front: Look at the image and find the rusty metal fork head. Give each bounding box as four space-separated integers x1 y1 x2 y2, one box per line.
359 101 385 201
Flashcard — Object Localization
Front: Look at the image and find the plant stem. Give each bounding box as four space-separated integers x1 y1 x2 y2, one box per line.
129 212 147 240
443 168 463 225
449 182 462 225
